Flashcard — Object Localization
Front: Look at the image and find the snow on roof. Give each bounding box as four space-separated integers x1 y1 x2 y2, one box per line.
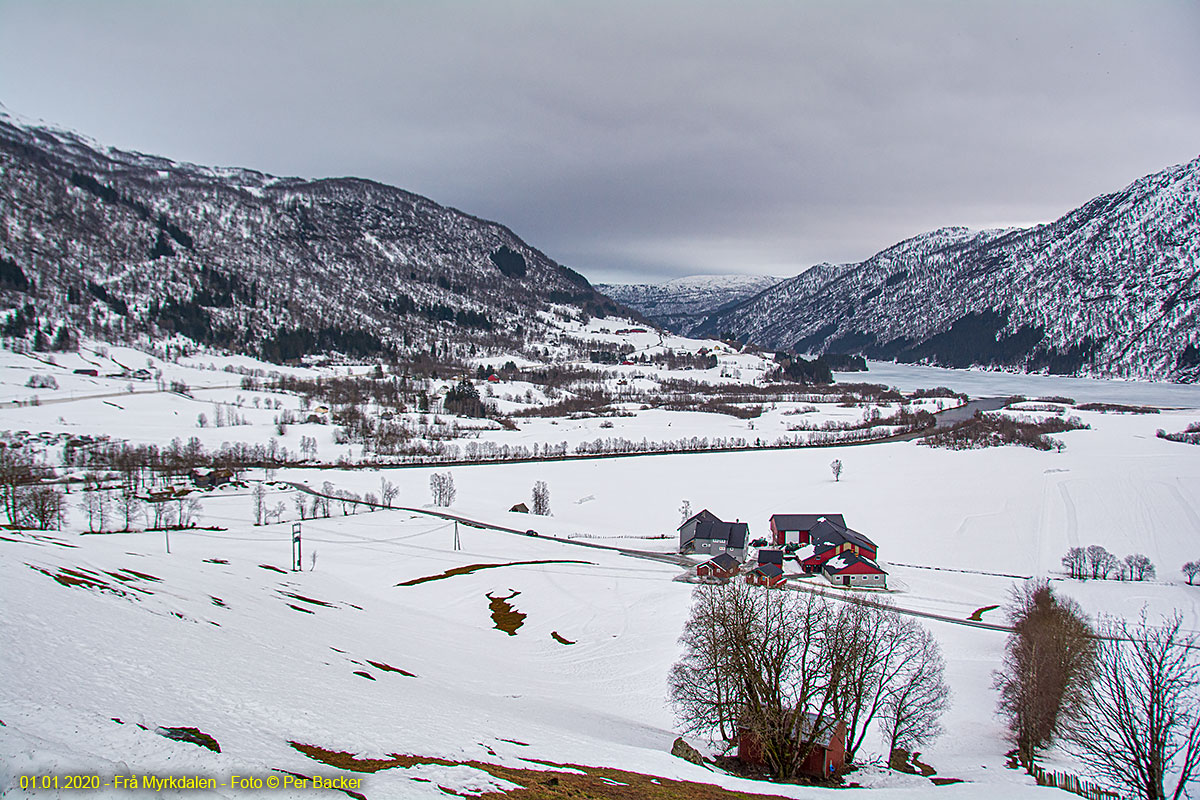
770 513 846 530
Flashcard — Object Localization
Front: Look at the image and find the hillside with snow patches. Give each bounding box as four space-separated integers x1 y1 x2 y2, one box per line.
596 275 782 335
0 106 626 363
3 332 1200 799
684 157 1200 381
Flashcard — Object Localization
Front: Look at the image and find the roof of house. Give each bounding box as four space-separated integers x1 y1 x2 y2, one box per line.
770 513 847 531
758 548 784 566
751 563 784 578
823 552 887 576
700 553 741 571
808 518 877 553
694 519 748 549
678 508 721 531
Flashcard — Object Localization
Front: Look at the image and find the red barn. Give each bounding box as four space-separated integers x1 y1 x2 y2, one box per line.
739 713 847 778
822 553 888 589
768 514 846 547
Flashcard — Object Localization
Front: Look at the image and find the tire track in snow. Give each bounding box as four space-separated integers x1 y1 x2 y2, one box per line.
1058 482 1080 549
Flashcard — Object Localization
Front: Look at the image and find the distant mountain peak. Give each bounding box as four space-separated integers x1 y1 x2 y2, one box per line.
683 158 1200 380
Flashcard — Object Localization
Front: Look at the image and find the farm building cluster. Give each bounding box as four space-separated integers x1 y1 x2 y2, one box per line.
679 509 887 589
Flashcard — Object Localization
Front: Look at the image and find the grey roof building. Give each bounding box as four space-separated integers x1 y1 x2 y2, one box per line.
678 509 748 560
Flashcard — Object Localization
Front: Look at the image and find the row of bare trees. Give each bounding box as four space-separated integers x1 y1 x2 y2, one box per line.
668 583 949 781
1062 545 1156 581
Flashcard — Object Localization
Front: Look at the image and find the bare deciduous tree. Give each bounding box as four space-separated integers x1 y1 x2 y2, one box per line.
1065 611 1200 800
80 474 104 533
380 477 399 508
1184 561 1200 586
669 582 875 781
175 496 202 528
830 600 951 764
532 480 551 516
117 484 143 531
1085 545 1118 580
879 623 951 758
319 481 334 517
830 459 843 482
995 580 1096 770
1123 553 1156 582
1061 547 1087 579
252 482 266 526
430 472 456 507
0 444 35 526
25 485 65 530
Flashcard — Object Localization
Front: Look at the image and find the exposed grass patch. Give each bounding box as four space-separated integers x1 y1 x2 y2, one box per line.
968 604 1000 621
210 596 226 607
352 671 376 681
259 564 288 574
890 748 937 777
203 558 229 564
365 659 416 677
397 560 593 587
288 604 314 614
290 742 809 799
487 591 526 635
550 631 575 645
271 769 365 800
280 591 336 608
28 564 134 596
157 726 220 753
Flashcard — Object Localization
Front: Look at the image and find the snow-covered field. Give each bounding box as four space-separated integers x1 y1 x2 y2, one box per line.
3 340 1200 799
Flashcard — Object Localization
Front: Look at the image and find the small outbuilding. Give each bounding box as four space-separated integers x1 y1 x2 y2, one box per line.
739 712 847 778
746 562 786 588
509 502 530 513
696 552 741 581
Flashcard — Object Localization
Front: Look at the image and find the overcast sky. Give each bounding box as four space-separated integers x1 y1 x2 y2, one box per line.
1 1 1197 283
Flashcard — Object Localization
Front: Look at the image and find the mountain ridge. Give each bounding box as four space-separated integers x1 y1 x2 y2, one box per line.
689 159 1200 381
0 107 628 362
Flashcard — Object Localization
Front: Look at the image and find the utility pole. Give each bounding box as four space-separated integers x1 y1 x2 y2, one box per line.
164 527 170 554
453 520 460 551
292 522 302 572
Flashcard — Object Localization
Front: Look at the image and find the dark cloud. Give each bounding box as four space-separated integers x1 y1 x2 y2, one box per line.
1 0 1196 283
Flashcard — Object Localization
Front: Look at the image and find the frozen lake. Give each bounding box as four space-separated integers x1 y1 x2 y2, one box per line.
839 361 1200 408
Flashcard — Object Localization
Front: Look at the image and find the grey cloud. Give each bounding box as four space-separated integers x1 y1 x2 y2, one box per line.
1 0 1196 284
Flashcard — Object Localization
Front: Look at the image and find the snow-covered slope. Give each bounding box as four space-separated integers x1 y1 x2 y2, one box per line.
0 107 626 361
597 274 782 335
696 158 1200 381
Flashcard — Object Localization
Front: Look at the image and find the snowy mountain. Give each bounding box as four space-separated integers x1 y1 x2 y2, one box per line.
693 159 1200 381
0 107 626 361
596 274 781 335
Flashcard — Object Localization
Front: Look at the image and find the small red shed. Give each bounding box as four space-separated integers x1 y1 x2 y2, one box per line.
696 552 741 581
739 713 847 778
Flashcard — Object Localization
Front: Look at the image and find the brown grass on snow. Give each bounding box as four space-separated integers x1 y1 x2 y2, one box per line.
487 591 526 635
289 741 799 799
397 560 593 587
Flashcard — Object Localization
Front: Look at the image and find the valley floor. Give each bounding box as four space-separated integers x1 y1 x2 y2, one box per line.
3 343 1200 799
